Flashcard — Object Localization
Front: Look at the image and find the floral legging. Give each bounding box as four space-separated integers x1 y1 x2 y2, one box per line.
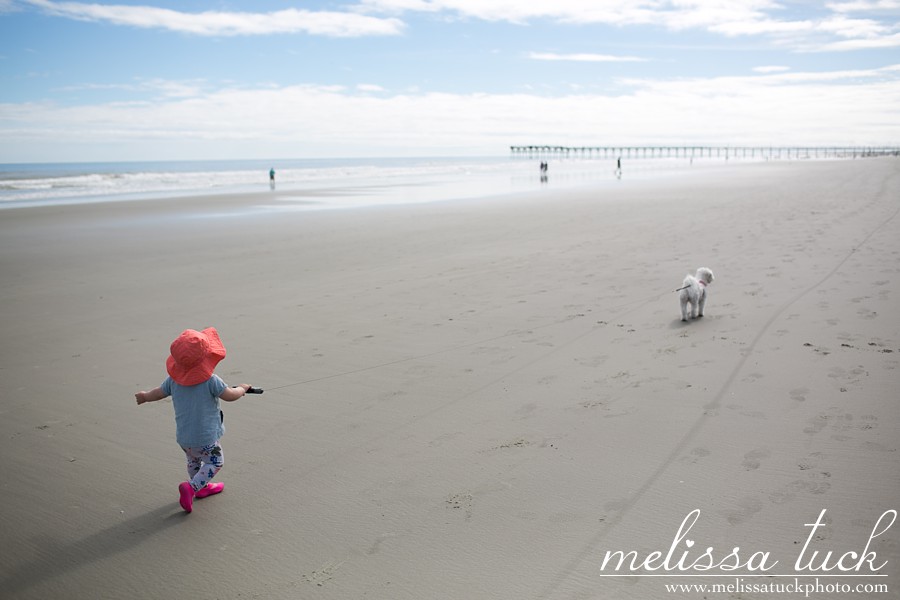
181 442 224 492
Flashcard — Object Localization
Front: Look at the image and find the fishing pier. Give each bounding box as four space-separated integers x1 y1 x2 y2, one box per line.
510 145 900 160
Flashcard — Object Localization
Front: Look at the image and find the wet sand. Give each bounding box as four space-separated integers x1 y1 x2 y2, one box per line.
1 158 898 599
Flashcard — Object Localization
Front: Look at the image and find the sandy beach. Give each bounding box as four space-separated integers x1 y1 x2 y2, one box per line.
1 157 898 599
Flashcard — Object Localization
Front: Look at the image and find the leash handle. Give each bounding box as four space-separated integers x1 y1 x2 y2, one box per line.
246 386 264 394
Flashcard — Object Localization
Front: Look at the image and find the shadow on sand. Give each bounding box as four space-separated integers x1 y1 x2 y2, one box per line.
2 504 185 596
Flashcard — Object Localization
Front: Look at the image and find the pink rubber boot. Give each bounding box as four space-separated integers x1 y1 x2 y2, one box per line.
195 482 224 499
178 481 195 512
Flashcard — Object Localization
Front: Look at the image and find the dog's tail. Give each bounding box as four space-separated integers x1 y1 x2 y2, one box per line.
675 275 694 293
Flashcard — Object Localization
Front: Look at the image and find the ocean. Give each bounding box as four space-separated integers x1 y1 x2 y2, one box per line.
0 154 793 211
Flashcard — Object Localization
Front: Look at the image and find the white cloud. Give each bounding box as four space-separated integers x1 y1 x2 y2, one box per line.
826 0 900 12
798 10 900 50
528 52 648 62
20 0 900 50
813 31 900 49
753 65 790 73
819 15 890 37
357 0 803 32
2 66 899 161
355 0 441 13
709 18 814 36
56 78 208 98
357 0 900 52
357 83 387 92
24 0 405 37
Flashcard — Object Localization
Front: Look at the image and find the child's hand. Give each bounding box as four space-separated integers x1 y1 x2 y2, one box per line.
221 384 252 402
135 387 166 405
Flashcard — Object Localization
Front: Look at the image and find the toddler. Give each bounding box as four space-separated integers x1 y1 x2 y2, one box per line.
136 327 252 513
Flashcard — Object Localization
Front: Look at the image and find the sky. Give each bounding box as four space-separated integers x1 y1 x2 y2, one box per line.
1 0 899 162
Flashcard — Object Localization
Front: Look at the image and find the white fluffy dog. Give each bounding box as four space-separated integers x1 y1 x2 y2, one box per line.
679 267 714 322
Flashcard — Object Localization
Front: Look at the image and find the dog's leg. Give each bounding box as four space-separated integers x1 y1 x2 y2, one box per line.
697 291 706 318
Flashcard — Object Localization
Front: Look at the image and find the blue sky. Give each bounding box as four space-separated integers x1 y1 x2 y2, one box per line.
1 0 899 162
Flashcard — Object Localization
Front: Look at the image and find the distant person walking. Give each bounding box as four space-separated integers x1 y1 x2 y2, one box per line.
269 168 276 189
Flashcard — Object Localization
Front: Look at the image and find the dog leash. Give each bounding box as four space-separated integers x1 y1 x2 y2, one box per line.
674 281 707 292
252 282 692 395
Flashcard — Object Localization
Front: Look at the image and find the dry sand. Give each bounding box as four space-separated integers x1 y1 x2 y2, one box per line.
1 158 898 599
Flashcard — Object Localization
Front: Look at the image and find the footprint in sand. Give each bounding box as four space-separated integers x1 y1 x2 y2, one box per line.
741 448 770 471
828 366 867 389
579 398 604 409
367 532 401 555
859 414 878 430
769 478 832 505
723 496 763 526
804 410 856 435
769 453 832 504
446 492 474 521
575 355 609 368
789 387 809 402
680 447 711 465
378 390 406 402
302 561 345 587
797 451 824 471
857 307 877 320
428 431 463 448
603 406 639 419
861 441 895 452
493 437 532 450
804 414 828 435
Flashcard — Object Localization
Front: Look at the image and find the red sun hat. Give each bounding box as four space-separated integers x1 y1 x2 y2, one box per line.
166 327 227 386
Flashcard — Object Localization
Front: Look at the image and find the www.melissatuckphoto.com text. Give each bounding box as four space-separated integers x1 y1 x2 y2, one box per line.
662 577 889 596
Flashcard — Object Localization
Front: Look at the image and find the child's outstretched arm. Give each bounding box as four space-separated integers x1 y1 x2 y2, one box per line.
220 384 252 402
135 387 168 405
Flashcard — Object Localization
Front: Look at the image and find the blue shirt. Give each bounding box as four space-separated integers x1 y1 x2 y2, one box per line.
161 374 228 447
